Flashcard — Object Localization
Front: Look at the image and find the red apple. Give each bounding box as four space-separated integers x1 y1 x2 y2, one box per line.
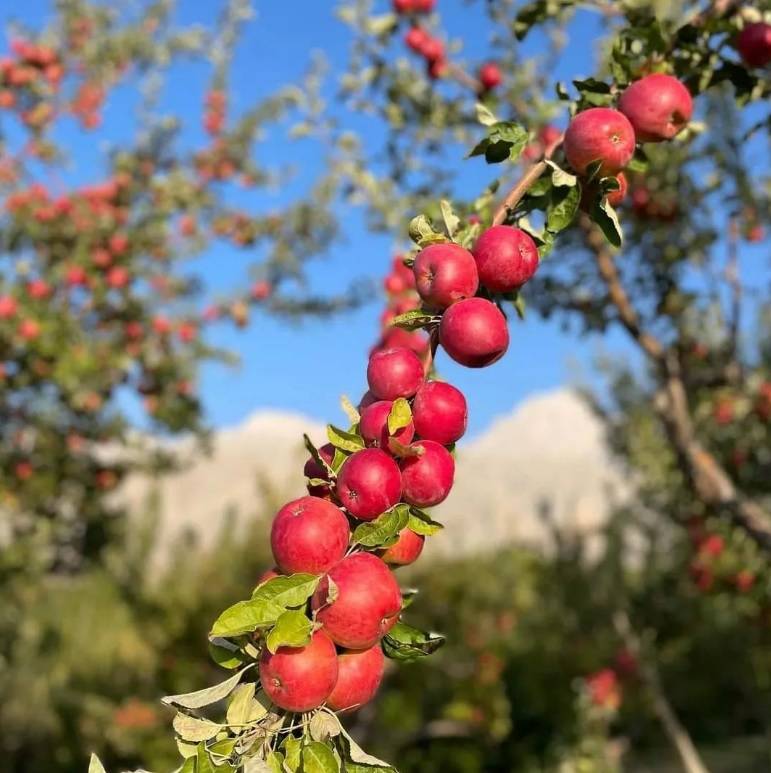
400 439 454 507
311 552 401 649
413 242 479 309
360 400 415 449
326 645 385 713
618 74 693 143
439 297 509 368
412 380 467 444
381 528 425 566
270 496 350 575
563 107 636 176
258 567 281 584
303 442 335 497
259 630 338 712
421 37 444 63
737 22 771 68
478 62 502 91
606 172 628 207
0 295 18 319
336 448 402 521
367 346 424 400
405 26 429 53
472 225 539 292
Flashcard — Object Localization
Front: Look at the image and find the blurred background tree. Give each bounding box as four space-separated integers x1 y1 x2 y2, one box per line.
1 0 770 772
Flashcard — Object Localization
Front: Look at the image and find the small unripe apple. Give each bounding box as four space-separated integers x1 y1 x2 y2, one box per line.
478 62 502 91
439 297 509 368
303 442 335 497
618 74 693 143
336 448 402 520
413 243 479 309
412 380 467 444
360 400 415 449
259 630 338 712
381 528 425 566
400 439 455 507
472 225 539 292
367 346 424 400
326 645 385 713
563 107 636 176
311 552 401 649
737 22 771 68
270 495 350 574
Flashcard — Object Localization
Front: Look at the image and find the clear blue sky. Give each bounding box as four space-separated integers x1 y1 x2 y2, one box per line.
7 2 768 438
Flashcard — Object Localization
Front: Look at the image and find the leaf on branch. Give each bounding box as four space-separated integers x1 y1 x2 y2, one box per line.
545 160 577 188
573 77 612 94
327 424 365 453
172 714 223 743
469 122 529 165
408 214 448 248
387 437 423 458
282 735 302 772
382 621 446 662
439 200 461 239
302 741 340 773
162 665 253 709
387 398 412 435
208 639 245 670
340 395 360 425
336 728 396 771
389 309 440 332
89 755 107 773
353 505 410 548
265 610 314 653
407 508 444 536
226 683 266 726
474 102 498 126
626 146 649 173
591 196 623 248
546 184 581 233
309 711 342 742
304 434 335 476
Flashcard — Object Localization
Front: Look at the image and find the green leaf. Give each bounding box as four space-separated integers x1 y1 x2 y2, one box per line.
626 146 649 173
512 293 526 321
303 741 340 773
545 160 577 188
390 309 440 331
303 434 334 476
309 711 342 742
573 77 611 94
226 682 267 726
266 751 285 773
546 184 580 233
475 102 498 126
282 736 302 772
340 395 360 425
173 714 223 743
89 754 107 773
408 214 448 248
591 197 623 247
208 640 245 670
353 505 410 548
209 738 238 760
198 743 233 773
211 575 320 638
266 610 314 653
180 757 197 773
336 729 396 771
162 665 252 709
401 587 419 609
469 122 529 165
327 424 365 453
178 740 199 760
439 200 460 238
382 621 446 662
387 398 412 435
407 510 443 536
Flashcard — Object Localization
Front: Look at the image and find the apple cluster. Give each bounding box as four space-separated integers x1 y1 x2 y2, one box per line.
255 216 544 716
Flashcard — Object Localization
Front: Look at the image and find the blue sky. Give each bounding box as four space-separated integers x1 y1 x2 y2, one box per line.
7 2 768 438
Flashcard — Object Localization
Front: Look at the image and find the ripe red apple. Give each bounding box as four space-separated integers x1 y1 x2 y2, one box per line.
606 172 628 207
258 567 281 584
303 442 335 497
336 448 402 521
563 107 636 176
413 243 479 309
0 295 18 319
439 297 509 368
400 439 455 507
381 528 425 566
18 319 41 340
367 347 424 400
259 630 338 712
479 62 502 91
326 645 385 713
360 400 415 449
270 496 350 575
405 26 429 53
412 380 467 444
618 74 693 143
393 0 413 12
472 225 539 292
106 266 130 289
380 327 430 358
421 37 444 63
311 552 401 649
737 22 771 68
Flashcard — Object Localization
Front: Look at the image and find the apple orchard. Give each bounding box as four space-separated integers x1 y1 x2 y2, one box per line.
0 2 769 773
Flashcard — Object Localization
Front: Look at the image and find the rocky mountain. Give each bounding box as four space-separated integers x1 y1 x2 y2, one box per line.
121 389 625 563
